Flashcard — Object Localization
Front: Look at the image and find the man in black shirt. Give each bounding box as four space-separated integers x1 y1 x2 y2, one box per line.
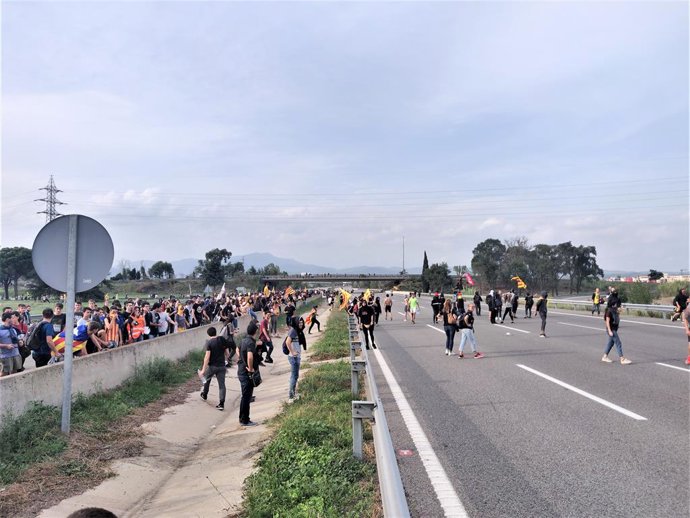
284 299 296 328
237 322 260 426
671 287 688 321
199 327 230 410
358 299 377 350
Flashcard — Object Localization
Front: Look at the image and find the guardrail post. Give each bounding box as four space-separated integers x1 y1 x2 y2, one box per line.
351 360 366 397
352 401 375 459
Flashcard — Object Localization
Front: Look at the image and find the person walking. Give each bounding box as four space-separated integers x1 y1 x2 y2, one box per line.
307 305 321 334
199 327 230 410
384 294 393 320
591 287 602 315
457 303 484 359
403 295 410 322
442 299 457 356
237 322 260 426
408 293 419 324
536 291 548 337
373 296 382 325
431 293 443 324
358 299 377 349
0 312 21 377
682 307 690 365
501 291 515 324
601 305 631 365
473 291 482 316
524 292 534 318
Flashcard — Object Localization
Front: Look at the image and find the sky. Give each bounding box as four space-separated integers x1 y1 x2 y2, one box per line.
1 1 688 273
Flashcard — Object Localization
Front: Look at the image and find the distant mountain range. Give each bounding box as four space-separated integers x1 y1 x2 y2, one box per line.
123 252 422 277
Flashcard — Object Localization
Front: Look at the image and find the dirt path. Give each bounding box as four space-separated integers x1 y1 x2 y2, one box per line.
38 306 332 518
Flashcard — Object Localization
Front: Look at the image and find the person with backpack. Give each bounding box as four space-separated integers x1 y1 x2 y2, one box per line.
32 308 61 367
457 303 484 359
601 305 631 365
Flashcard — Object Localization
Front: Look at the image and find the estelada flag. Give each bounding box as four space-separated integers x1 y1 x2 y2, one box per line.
464 273 476 286
52 325 88 356
305 314 312 325
284 286 295 297
511 276 527 289
339 288 351 310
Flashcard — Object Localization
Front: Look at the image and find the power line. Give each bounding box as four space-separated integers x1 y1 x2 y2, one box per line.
35 175 66 222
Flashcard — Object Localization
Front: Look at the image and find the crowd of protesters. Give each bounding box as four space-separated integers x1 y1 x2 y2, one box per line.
0 287 317 377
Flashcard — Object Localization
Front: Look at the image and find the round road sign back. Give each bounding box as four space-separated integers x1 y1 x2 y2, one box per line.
32 215 114 293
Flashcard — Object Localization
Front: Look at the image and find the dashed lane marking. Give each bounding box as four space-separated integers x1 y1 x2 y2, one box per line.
655 362 690 373
550 311 681 330
558 322 603 332
494 323 530 334
516 364 647 421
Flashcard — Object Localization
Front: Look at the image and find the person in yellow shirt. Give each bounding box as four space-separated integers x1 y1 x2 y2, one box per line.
591 287 601 315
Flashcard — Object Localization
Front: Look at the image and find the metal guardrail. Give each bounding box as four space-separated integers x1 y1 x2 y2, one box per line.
348 315 410 518
551 299 675 315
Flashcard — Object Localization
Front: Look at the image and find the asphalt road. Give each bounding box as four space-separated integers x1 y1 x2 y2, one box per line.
369 294 689 518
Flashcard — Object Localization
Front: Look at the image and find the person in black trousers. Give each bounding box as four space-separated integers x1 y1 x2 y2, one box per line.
237 322 260 426
307 306 321 334
358 299 377 349
473 291 482 316
199 327 230 410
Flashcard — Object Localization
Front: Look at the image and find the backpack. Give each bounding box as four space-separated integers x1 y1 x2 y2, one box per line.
26 322 46 351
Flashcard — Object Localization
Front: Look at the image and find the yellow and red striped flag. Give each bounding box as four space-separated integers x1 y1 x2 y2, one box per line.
284 286 295 297
511 276 527 289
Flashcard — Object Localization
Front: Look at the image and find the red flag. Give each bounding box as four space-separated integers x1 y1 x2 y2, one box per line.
464 272 476 286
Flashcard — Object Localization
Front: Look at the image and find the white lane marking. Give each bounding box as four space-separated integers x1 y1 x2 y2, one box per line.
374 349 469 517
558 322 603 332
426 324 446 334
550 311 681 330
494 323 530 334
655 362 690 373
397 312 405 316
516 364 648 421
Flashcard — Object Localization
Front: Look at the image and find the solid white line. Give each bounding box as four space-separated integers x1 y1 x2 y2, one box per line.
558 322 603 332
426 324 446 334
494 323 530 334
397 311 405 316
516 364 648 421
655 362 690 373
550 311 681 330
374 349 469 517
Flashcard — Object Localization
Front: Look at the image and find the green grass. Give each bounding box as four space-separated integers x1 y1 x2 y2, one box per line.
0 349 205 485
310 309 350 361
242 360 377 518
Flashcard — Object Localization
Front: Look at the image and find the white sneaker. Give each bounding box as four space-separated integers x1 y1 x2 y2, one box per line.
601 354 613 363
620 357 632 365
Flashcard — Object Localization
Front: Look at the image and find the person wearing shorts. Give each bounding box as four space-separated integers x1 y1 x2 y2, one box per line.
409 294 419 324
384 294 393 320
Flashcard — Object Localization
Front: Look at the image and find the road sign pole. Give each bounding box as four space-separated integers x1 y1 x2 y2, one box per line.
61 215 78 434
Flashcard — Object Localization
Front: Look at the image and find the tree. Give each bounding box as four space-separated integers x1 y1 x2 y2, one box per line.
648 269 664 282
0 247 34 299
258 263 282 276
570 245 603 293
498 238 531 288
246 266 258 276
225 261 244 277
424 262 452 293
197 248 232 288
421 251 430 292
139 265 148 279
471 239 506 289
149 261 175 279
530 244 560 293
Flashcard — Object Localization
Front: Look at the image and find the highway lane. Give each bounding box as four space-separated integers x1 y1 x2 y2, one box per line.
369 301 689 517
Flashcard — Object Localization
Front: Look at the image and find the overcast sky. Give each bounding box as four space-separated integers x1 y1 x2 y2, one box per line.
2 1 688 273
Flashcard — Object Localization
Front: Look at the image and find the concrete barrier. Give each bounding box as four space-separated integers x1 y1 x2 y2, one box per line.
0 322 232 422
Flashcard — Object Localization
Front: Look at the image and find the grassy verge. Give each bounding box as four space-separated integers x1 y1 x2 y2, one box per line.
0 349 204 486
242 310 378 518
310 308 350 361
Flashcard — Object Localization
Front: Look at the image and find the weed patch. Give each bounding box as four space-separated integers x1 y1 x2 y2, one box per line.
242 318 377 518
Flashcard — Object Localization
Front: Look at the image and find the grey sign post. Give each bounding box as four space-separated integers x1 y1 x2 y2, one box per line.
32 215 114 434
